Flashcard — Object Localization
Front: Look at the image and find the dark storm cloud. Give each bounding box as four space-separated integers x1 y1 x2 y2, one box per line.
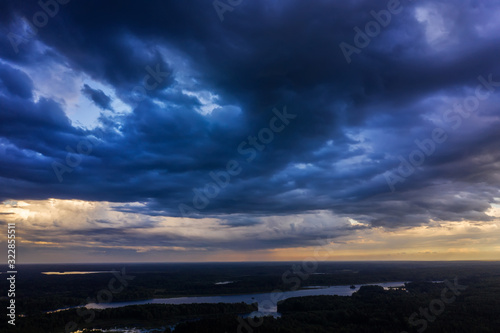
0 62 33 99
81 84 113 111
0 0 499 241
218 216 263 228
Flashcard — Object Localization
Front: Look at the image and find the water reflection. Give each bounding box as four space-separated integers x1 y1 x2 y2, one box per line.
86 281 407 315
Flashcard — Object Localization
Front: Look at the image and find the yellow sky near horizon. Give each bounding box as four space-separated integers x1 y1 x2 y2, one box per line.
1 199 500 263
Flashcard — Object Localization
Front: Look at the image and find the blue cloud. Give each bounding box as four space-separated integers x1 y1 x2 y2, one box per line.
0 0 499 233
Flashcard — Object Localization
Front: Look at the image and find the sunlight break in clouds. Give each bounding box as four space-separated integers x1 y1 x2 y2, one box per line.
1 0 500 263
1 199 500 262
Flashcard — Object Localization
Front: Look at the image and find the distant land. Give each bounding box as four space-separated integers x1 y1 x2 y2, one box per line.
2 261 500 332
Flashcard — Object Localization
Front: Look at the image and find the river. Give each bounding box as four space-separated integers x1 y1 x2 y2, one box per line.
85 281 407 316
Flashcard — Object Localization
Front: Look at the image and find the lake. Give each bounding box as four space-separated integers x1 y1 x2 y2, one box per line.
86 281 407 316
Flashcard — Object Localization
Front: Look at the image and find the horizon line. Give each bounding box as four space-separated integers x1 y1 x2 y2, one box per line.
13 259 500 265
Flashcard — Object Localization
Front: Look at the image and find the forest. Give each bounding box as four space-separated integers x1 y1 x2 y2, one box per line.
173 277 500 332
1 261 500 332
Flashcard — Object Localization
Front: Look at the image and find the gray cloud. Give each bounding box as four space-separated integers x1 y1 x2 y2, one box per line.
81 84 114 111
0 0 498 239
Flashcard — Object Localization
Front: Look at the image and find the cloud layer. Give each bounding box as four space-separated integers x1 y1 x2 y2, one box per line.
0 0 500 259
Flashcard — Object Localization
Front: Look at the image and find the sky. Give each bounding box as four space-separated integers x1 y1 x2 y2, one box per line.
1 0 500 263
